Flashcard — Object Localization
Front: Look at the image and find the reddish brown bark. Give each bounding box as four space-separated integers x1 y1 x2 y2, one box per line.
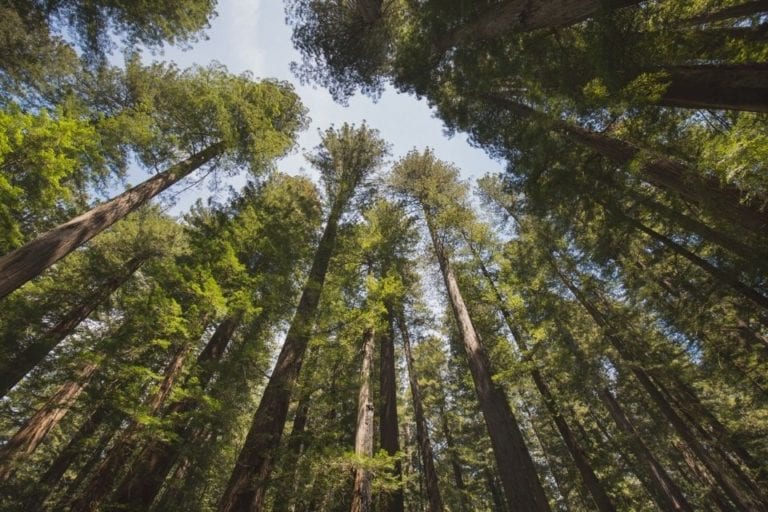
0 142 224 300
0 362 97 480
396 311 445 512
0 256 145 397
379 315 404 512
351 325 376 512
658 64 768 113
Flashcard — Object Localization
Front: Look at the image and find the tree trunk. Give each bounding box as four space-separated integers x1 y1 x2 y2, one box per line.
54 424 117 508
0 142 224 300
396 310 445 512
272 391 312 512
441 405 468 512
0 256 145 397
680 1 768 26
109 316 240 509
467 240 616 511
485 95 767 235
0 361 97 480
68 342 193 512
351 325 376 512
218 201 344 512
379 314 404 512
424 213 551 512
657 64 768 113
600 201 768 311
434 0 641 53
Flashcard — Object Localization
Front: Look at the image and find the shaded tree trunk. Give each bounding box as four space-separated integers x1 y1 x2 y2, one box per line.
272 391 312 512
396 310 445 512
441 405 468 512
379 314 404 512
351 325 376 512
218 201 345 512
424 213 551 511
0 361 97 480
109 315 240 509
0 142 224 300
0 256 146 397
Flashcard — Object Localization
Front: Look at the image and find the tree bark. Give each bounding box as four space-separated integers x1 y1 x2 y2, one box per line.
0 256 145 397
351 325 376 512
379 314 404 512
485 95 767 235
109 316 240 509
0 142 224 300
396 310 445 512
424 213 551 512
218 201 345 512
0 361 98 480
657 64 768 113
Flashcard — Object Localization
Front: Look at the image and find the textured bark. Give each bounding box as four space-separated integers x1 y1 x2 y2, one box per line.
110 316 240 510
0 361 97 480
680 0 768 25
434 0 641 52
601 202 768 311
0 256 145 398
486 95 767 235
379 315 404 512
69 342 193 512
0 142 224 300
396 311 444 512
425 213 551 511
469 243 616 511
658 64 768 113
351 326 376 512
218 201 344 512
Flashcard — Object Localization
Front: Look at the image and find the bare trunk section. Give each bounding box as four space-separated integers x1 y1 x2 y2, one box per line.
218 202 344 512
0 362 97 479
380 315 404 512
110 316 240 509
424 213 551 512
351 326 376 512
0 256 145 397
469 246 615 512
680 0 768 25
396 310 445 512
434 0 641 53
0 142 224 300
485 95 767 235
658 64 768 113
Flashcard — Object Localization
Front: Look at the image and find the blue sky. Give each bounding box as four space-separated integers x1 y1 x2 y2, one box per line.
122 0 504 213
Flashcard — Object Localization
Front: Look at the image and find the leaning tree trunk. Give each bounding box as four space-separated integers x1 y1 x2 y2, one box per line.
380 313 404 512
485 95 767 235
468 246 616 512
351 325 376 512
109 315 240 510
657 64 768 113
424 213 551 512
396 310 445 512
0 142 224 300
0 361 98 480
434 0 641 53
0 256 146 397
218 200 345 512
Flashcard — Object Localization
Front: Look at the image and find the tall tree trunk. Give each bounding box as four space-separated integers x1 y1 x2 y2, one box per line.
657 64 768 113
54 424 117 508
0 142 224 300
440 405 468 512
396 310 445 512
218 201 345 512
424 214 551 512
0 256 146 397
550 256 767 511
434 0 641 53
351 326 376 512
467 240 616 511
379 314 404 512
109 316 240 509
485 95 767 235
600 201 768 311
26 404 109 510
272 391 312 512
0 361 97 480
484 466 509 512
68 341 193 512
680 0 768 25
